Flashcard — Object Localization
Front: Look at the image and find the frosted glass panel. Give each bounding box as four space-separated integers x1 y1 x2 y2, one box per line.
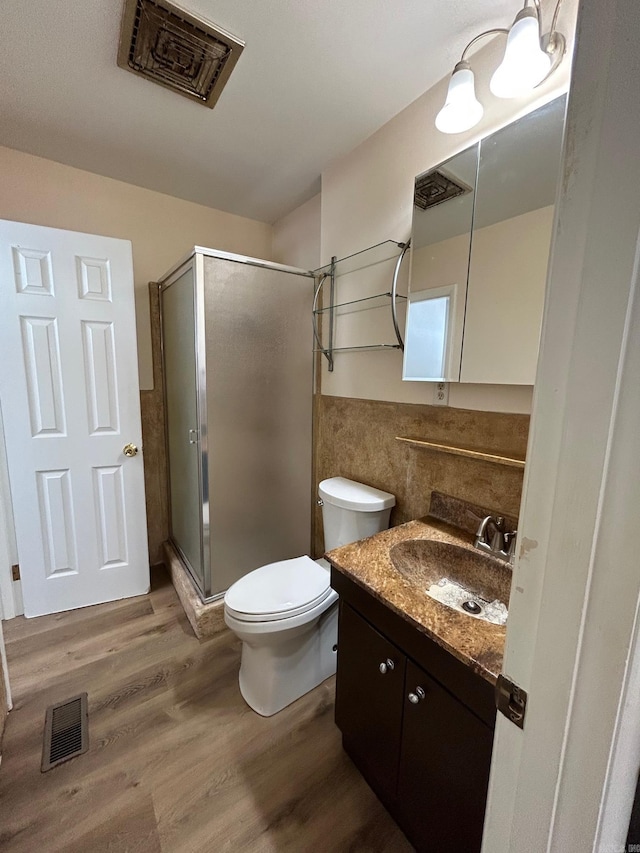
162 266 203 585
203 256 313 596
403 292 450 381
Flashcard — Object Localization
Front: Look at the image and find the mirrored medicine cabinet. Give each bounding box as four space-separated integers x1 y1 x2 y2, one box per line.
403 94 567 385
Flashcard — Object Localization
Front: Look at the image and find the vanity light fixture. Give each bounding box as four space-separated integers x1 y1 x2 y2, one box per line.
435 61 484 134
435 0 566 134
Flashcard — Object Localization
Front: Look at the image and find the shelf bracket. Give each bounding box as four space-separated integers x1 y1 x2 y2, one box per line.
391 239 410 351
312 256 336 371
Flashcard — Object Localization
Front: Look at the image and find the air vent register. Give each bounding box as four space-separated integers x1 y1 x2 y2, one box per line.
117 0 244 108
414 169 472 211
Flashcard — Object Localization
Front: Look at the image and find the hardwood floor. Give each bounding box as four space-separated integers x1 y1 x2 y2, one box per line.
0 568 413 852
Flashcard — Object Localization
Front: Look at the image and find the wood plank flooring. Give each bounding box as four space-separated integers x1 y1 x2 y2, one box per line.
0 568 413 852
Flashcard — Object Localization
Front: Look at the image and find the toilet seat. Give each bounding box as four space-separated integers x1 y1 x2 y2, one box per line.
224 555 331 623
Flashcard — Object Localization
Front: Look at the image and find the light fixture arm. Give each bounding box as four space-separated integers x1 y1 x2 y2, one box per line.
548 0 566 54
528 0 566 59
460 28 509 62
524 0 542 19
551 0 565 35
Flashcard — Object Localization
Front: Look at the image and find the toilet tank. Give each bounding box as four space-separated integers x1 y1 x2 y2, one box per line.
319 477 395 551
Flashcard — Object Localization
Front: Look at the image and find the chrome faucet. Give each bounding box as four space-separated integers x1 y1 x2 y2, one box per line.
504 530 518 565
474 515 517 564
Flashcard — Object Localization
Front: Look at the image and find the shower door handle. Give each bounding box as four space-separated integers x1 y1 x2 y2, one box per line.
188 429 198 445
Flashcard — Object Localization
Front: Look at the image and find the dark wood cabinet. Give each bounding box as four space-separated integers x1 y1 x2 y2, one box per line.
333 577 495 853
397 660 493 852
334 600 406 801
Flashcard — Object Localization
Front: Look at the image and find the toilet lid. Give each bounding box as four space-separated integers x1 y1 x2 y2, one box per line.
224 556 331 621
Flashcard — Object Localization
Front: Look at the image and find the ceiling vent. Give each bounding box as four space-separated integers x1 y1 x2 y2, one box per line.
414 169 472 211
117 0 244 108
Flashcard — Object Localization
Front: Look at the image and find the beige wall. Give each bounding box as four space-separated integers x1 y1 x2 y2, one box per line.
0 146 273 390
319 0 578 414
272 192 321 271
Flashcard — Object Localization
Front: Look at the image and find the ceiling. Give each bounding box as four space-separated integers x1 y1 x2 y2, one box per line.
0 0 516 223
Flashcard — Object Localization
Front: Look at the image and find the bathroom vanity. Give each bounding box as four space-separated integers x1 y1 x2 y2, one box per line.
327 505 510 853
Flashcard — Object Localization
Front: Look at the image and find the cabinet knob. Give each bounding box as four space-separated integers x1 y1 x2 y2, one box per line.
408 687 426 704
379 658 395 674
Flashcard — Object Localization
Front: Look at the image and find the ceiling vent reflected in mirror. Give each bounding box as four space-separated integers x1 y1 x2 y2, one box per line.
117 0 245 108
414 169 472 211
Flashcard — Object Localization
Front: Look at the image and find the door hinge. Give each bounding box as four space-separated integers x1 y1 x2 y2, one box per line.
495 673 527 729
11 564 20 581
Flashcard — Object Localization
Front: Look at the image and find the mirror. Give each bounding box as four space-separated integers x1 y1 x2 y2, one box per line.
460 96 566 384
403 146 479 381
404 95 566 385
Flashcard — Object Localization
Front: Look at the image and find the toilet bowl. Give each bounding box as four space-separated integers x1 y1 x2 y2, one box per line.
224 477 395 717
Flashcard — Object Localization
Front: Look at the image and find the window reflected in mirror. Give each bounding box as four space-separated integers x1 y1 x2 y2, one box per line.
403 286 455 381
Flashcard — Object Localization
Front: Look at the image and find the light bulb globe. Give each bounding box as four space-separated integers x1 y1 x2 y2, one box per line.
435 62 484 134
490 9 551 98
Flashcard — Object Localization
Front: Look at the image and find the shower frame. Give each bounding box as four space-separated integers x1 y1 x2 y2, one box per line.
159 247 315 603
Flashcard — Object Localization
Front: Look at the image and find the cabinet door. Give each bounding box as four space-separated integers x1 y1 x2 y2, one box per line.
459 95 566 384
397 660 494 853
335 603 406 801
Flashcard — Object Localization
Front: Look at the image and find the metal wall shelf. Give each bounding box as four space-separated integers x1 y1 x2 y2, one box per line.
313 344 402 354
312 290 407 315
312 240 410 371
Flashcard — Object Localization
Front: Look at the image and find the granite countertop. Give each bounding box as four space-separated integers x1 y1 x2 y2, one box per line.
326 516 508 685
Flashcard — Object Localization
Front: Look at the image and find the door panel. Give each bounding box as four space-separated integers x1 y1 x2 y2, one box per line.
397 660 494 853
20 315 66 436
92 465 128 568
0 220 149 617
81 320 119 434
161 265 203 588
203 255 313 595
335 602 406 801
36 468 77 577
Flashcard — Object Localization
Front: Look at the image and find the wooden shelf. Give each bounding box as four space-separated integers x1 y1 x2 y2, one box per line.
395 436 526 469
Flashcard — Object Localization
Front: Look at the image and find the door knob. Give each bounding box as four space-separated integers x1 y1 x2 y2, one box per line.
379 658 395 674
408 687 426 704
123 443 138 457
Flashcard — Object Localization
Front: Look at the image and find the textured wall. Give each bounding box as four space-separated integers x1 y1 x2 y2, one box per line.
314 394 529 557
272 193 321 271
141 283 169 565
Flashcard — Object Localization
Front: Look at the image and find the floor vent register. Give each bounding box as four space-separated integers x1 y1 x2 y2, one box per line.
41 693 89 772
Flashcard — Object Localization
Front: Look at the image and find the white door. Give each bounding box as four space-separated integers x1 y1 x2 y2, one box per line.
0 220 149 618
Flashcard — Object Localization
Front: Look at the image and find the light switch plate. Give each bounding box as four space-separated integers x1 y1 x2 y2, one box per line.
433 382 449 406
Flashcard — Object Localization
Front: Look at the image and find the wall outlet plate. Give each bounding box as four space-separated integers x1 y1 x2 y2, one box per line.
433 382 449 406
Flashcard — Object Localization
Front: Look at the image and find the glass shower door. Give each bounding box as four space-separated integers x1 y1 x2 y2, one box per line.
161 265 204 590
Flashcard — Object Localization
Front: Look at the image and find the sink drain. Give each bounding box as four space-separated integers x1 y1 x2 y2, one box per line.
462 600 483 615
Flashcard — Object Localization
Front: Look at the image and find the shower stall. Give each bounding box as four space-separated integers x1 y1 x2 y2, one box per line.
159 248 314 601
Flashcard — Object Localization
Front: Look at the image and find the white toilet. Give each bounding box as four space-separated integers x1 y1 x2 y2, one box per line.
224 477 395 716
